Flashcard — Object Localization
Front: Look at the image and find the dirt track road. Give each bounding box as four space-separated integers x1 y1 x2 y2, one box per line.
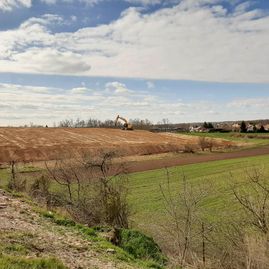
125 146 269 173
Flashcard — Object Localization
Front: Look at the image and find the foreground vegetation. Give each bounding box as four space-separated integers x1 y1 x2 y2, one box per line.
0 256 66 269
128 154 269 267
2 154 269 268
0 157 167 269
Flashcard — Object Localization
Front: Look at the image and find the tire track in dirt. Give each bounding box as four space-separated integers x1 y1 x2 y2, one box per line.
125 146 269 173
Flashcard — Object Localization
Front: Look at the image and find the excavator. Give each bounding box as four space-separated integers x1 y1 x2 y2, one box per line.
114 115 134 130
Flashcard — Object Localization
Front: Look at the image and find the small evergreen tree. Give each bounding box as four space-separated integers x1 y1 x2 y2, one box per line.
240 121 247 133
207 122 214 129
203 122 208 128
260 125 265 133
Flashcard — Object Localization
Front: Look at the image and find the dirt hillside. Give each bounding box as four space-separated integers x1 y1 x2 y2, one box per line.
0 189 143 269
0 128 235 163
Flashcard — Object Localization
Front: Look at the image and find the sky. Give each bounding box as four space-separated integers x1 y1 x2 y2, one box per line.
0 0 269 126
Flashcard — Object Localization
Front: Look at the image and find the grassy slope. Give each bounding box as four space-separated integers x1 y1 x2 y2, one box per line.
0 256 66 269
128 154 269 230
0 191 164 269
2 155 269 229
2 154 269 265
0 170 166 269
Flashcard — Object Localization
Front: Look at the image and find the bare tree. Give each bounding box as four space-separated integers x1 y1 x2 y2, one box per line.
198 137 207 152
45 151 130 228
231 167 269 234
7 160 26 191
160 170 211 267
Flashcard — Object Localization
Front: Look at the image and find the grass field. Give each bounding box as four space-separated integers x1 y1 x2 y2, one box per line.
181 132 269 147
2 154 269 246
128 154 269 232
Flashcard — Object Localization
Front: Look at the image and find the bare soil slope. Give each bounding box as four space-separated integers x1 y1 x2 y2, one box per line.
0 189 140 269
0 128 235 163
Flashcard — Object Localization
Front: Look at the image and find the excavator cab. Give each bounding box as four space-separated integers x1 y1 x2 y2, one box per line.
115 115 134 130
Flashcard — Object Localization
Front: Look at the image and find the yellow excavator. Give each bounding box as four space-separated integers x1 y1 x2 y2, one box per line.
115 115 134 130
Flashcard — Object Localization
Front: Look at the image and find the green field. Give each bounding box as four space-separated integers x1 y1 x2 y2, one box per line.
181 131 269 147
2 154 269 242
128 154 269 232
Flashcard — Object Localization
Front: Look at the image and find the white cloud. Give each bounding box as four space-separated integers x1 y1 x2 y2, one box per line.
228 98 269 109
0 1 269 82
70 87 91 94
0 0 31 11
105 81 133 95
1 82 269 126
146 81 155 89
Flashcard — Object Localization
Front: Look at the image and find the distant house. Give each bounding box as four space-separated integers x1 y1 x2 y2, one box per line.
246 124 255 132
264 124 269 131
189 126 208 133
232 123 240 132
216 123 233 132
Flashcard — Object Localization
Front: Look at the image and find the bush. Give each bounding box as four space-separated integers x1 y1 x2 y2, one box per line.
46 152 131 228
183 144 195 153
119 229 167 266
30 176 50 201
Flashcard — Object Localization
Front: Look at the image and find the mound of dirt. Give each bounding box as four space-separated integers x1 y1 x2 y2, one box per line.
0 128 235 163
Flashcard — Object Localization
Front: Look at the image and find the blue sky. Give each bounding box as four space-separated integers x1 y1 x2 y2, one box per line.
0 0 269 125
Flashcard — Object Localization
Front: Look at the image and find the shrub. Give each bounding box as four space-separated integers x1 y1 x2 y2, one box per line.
119 229 167 266
46 151 131 228
30 176 50 201
183 144 195 153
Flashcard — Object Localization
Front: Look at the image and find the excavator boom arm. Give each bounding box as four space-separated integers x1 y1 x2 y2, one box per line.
114 115 133 130
115 115 128 125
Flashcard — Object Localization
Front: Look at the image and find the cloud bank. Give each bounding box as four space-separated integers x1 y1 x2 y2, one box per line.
0 1 269 83
0 0 31 11
1 81 269 126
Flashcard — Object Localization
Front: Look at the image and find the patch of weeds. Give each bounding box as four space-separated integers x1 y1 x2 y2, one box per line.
4 243 29 255
0 231 37 258
0 255 67 269
76 224 97 237
18 166 42 174
0 231 35 244
42 210 97 238
42 211 75 226
119 229 167 267
42 211 54 219
54 218 76 227
142 260 166 269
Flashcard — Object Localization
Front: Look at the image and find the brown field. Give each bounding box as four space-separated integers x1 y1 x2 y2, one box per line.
0 128 236 164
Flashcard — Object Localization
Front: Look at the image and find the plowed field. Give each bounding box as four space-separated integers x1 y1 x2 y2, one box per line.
0 128 236 163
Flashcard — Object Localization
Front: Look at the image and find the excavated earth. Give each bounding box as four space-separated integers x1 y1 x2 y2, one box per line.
0 127 236 164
